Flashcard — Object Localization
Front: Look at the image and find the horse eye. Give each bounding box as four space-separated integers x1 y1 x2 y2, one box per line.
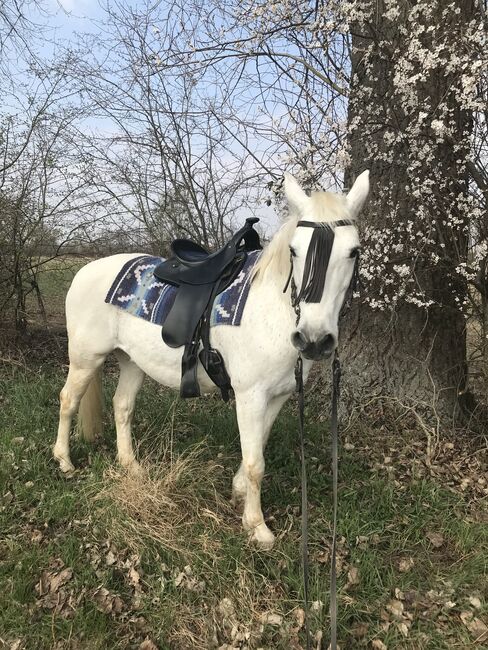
289 247 297 257
349 247 360 259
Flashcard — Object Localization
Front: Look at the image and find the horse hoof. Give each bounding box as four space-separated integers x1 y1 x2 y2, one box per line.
129 462 144 477
248 523 275 550
58 458 75 473
119 458 143 476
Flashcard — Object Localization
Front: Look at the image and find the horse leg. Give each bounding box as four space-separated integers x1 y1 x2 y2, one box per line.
53 359 104 472
113 350 145 473
232 394 288 508
234 391 276 549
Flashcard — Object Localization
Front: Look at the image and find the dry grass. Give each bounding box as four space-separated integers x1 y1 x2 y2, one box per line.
93 441 234 560
90 443 294 649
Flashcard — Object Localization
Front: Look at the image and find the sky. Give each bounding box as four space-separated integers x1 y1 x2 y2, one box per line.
19 0 282 233
34 0 106 53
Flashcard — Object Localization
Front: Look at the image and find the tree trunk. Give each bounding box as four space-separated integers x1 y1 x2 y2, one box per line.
342 0 477 423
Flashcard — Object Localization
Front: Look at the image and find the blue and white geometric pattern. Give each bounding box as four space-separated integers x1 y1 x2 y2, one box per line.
105 251 261 329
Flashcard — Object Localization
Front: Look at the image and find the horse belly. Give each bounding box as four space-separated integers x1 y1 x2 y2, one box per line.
116 312 218 394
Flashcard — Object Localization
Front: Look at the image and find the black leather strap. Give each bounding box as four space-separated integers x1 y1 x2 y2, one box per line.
295 356 311 650
296 352 341 650
330 353 341 650
297 219 355 229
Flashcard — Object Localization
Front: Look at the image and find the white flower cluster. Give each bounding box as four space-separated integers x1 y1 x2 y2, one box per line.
339 0 486 315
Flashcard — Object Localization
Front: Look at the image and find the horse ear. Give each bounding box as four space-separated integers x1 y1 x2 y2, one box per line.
283 172 308 214
346 170 370 218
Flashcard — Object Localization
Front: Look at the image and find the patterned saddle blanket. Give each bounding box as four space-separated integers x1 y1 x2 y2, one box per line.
105 251 260 329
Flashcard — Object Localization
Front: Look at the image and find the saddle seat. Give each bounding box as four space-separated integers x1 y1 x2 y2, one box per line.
156 221 260 286
153 217 261 400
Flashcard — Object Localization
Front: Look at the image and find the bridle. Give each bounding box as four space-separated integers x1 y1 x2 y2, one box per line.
286 218 359 650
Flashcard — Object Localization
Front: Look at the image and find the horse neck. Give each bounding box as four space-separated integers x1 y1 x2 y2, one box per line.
249 248 297 337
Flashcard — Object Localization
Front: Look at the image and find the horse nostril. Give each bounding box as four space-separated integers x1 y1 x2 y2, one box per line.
291 330 308 351
318 333 335 353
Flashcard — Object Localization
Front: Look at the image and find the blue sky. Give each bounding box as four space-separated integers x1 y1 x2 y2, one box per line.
38 0 105 48
16 1 292 232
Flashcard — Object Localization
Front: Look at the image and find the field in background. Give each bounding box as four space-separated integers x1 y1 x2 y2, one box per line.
0 261 487 649
25 256 89 330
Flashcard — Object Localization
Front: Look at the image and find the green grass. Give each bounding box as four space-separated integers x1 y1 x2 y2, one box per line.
0 366 487 649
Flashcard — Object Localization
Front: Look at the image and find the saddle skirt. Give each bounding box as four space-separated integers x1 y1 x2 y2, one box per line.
105 250 260 330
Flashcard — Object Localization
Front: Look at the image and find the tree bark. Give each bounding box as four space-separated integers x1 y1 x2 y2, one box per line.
342 0 477 423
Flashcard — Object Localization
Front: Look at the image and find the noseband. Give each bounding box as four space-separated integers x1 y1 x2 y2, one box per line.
287 218 359 650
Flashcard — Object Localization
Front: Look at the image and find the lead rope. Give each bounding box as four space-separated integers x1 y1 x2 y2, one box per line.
290 269 312 650
296 353 340 650
330 352 341 650
288 252 341 650
295 355 311 650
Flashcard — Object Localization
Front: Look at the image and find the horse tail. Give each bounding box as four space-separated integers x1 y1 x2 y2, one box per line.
78 368 103 442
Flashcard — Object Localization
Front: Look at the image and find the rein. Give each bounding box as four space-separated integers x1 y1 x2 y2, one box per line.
295 354 341 650
287 218 356 650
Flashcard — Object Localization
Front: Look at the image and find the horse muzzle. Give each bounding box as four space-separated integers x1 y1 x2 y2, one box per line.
291 330 336 360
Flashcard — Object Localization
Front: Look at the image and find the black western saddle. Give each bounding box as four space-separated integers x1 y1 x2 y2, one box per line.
154 218 261 401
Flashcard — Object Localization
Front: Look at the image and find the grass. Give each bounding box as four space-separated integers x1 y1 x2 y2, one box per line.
0 364 487 649
1 260 487 648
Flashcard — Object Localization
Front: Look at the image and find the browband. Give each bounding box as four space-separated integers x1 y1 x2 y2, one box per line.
297 219 355 229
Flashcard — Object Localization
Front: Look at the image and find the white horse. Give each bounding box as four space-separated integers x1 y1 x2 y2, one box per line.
54 171 369 549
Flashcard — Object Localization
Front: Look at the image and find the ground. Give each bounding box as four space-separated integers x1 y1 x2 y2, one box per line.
0 260 486 649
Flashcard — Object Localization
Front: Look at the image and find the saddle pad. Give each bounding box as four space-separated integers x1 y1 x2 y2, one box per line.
104 251 261 328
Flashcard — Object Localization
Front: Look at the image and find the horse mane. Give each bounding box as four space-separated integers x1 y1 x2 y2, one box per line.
252 191 351 284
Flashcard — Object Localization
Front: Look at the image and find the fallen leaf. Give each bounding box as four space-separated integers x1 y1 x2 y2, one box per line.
174 572 185 587
398 557 414 573
129 567 141 586
469 596 482 609
50 568 73 592
294 608 305 629
261 612 283 626
397 621 409 637
138 640 158 650
386 599 404 618
371 640 387 650
351 622 369 638
36 567 73 597
347 566 360 587
93 587 125 615
460 611 488 641
315 629 323 649
218 598 235 617
426 531 444 548
105 550 116 566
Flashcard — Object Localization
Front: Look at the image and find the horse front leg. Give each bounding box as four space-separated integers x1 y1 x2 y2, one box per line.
234 391 276 549
232 394 288 507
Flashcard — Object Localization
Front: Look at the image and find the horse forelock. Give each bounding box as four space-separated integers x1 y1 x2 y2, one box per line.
251 191 353 284
308 192 350 222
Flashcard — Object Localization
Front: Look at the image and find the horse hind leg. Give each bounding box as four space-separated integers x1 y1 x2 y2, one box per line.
113 350 145 473
53 359 104 472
